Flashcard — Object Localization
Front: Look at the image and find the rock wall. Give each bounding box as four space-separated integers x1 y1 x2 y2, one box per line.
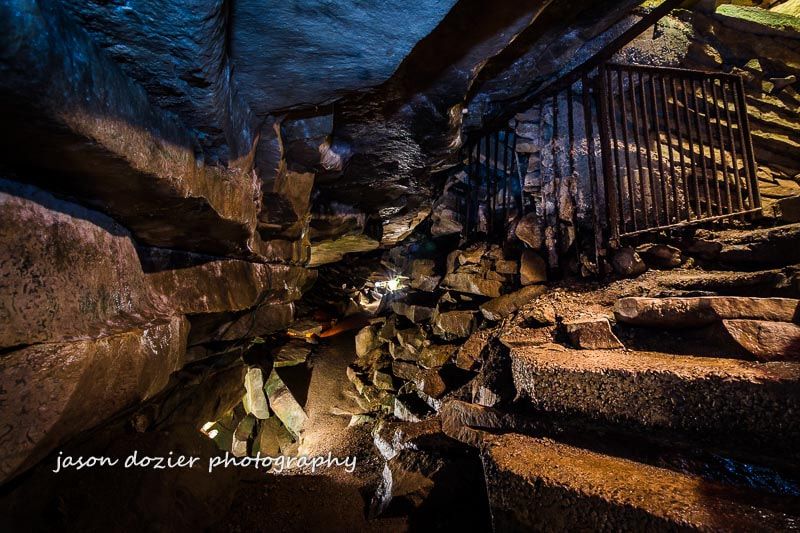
0 0 314 485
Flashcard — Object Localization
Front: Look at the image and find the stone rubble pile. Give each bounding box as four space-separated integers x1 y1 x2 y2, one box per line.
345 241 549 423
200 337 314 460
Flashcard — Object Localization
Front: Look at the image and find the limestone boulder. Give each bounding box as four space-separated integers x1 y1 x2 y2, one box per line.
441 273 503 298
264 369 308 439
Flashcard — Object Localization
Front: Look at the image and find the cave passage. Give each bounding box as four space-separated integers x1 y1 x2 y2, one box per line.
2 0 800 531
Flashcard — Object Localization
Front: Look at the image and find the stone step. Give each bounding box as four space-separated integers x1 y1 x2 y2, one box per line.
481 433 799 532
614 296 799 328
652 268 798 298
691 223 800 269
504 337 800 462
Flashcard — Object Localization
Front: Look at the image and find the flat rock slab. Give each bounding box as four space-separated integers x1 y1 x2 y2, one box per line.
614 296 800 328
481 433 797 532
723 319 800 361
509 342 800 460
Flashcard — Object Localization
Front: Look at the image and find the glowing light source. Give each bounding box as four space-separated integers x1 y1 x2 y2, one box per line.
207 429 219 439
201 421 215 433
375 276 406 292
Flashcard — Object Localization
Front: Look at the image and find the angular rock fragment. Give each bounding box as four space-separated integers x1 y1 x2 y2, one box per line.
722 319 800 361
355 325 381 357
372 370 395 391
287 319 324 339
394 394 433 423
243 367 270 419
392 361 425 382
418 344 457 369
378 316 398 342
273 340 312 367
373 417 443 461
611 247 647 277
480 285 548 321
515 213 543 249
520 250 547 285
433 311 477 341
456 330 494 370
264 370 308 438
391 302 434 323
371 449 445 517
396 326 428 354
637 243 682 269
232 415 257 457
564 318 623 350
408 259 441 292
441 272 503 297
441 400 504 447
255 417 288 457
494 259 519 275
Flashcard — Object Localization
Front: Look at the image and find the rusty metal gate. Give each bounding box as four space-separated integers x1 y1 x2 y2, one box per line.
460 62 761 272
598 63 762 240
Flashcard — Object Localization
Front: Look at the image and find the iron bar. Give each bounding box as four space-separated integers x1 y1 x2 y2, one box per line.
722 80 745 212
465 140 473 238
711 79 734 215
670 78 692 220
552 93 562 252
680 78 701 218
606 67 625 232
660 76 681 223
617 67 637 232
503 129 510 229
582 75 603 272
620 208 761 237
639 71 660 226
691 79 713 218
733 77 760 211
649 73 670 224
629 69 648 227
597 66 620 242
701 79 722 215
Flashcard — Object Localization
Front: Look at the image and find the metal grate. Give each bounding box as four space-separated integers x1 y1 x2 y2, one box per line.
460 62 761 274
462 127 521 241
598 63 762 240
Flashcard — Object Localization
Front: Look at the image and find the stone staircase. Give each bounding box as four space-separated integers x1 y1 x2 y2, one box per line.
445 223 800 530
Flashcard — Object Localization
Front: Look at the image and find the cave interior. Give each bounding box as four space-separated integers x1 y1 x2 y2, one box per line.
2 0 800 531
